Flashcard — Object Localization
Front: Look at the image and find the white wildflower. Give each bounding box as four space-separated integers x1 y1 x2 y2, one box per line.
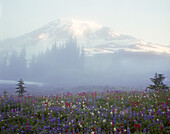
103 119 106 123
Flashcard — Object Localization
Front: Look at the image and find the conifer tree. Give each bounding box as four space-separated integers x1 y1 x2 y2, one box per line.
147 73 169 91
16 79 27 97
3 91 8 98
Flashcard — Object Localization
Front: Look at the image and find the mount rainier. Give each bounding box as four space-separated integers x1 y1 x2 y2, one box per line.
0 18 170 88
0 18 170 61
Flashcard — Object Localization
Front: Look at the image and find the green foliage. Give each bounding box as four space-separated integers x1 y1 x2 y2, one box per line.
16 78 27 97
148 73 169 91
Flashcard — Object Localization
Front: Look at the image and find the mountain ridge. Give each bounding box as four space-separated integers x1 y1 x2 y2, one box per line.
0 18 170 62
0 18 170 88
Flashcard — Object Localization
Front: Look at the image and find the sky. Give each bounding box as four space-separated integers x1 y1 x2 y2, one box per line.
0 0 170 45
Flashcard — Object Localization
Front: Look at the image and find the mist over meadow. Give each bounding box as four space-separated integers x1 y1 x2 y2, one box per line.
0 1 170 134
0 1 170 94
0 34 170 93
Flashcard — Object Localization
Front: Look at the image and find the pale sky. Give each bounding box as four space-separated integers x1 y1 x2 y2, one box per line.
0 0 170 45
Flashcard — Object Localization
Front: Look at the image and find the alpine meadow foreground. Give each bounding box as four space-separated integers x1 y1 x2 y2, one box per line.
0 90 169 134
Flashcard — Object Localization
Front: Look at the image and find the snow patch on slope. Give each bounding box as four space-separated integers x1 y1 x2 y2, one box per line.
0 18 170 61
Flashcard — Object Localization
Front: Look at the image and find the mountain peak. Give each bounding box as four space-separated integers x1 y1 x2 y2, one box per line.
41 18 117 37
0 18 170 61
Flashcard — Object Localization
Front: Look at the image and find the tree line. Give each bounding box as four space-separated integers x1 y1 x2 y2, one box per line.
0 37 85 82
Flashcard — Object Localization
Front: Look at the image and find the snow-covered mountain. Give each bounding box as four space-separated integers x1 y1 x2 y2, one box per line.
0 18 170 88
0 18 170 62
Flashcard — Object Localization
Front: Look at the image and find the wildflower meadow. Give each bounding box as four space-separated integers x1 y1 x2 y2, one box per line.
0 90 169 134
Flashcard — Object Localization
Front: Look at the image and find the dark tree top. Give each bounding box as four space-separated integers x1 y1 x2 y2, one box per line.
147 73 169 91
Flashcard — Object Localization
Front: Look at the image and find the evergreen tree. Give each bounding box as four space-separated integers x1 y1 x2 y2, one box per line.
8 51 20 79
3 91 8 98
18 47 27 77
0 53 8 79
80 46 85 68
147 73 169 91
16 79 27 97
